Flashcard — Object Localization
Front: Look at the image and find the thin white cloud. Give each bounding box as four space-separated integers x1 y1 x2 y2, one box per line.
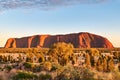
0 0 107 11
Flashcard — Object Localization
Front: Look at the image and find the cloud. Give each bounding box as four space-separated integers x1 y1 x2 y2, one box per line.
0 0 107 11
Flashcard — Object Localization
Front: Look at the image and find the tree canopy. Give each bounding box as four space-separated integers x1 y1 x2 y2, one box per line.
48 42 76 66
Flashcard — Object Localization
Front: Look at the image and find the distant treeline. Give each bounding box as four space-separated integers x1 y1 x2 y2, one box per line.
0 48 49 53
0 48 120 53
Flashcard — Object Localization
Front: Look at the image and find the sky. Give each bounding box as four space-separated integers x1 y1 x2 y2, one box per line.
0 0 120 47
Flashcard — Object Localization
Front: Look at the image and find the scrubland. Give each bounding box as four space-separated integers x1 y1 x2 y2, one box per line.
0 42 120 80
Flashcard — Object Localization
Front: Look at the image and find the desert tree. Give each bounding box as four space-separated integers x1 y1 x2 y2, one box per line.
34 52 45 63
85 53 91 68
102 57 107 72
48 42 76 66
107 56 114 72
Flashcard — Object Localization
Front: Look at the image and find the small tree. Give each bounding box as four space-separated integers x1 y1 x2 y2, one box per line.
96 57 103 71
26 53 35 62
103 57 107 72
107 56 114 72
85 53 91 68
34 53 45 63
48 42 76 66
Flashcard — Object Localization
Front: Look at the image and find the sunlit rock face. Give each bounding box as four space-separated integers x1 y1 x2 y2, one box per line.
4 32 113 48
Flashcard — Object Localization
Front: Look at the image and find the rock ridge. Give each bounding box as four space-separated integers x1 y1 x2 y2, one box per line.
4 32 114 48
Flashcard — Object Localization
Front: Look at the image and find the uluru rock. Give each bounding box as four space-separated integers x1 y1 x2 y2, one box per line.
4 32 114 48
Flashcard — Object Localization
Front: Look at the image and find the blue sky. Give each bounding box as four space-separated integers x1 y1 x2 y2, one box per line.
0 0 120 47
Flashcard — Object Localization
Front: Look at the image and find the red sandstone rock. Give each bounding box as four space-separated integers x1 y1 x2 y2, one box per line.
4 32 114 48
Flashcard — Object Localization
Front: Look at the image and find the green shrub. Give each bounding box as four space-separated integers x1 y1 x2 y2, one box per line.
32 65 41 72
81 68 96 80
23 62 32 69
56 65 81 80
51 65 57 71
12 71 38 80
5 65 12 72
55 65 97 80
39 74 52 80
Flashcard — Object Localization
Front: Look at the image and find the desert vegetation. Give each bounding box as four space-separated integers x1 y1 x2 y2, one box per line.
0 42 120 80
